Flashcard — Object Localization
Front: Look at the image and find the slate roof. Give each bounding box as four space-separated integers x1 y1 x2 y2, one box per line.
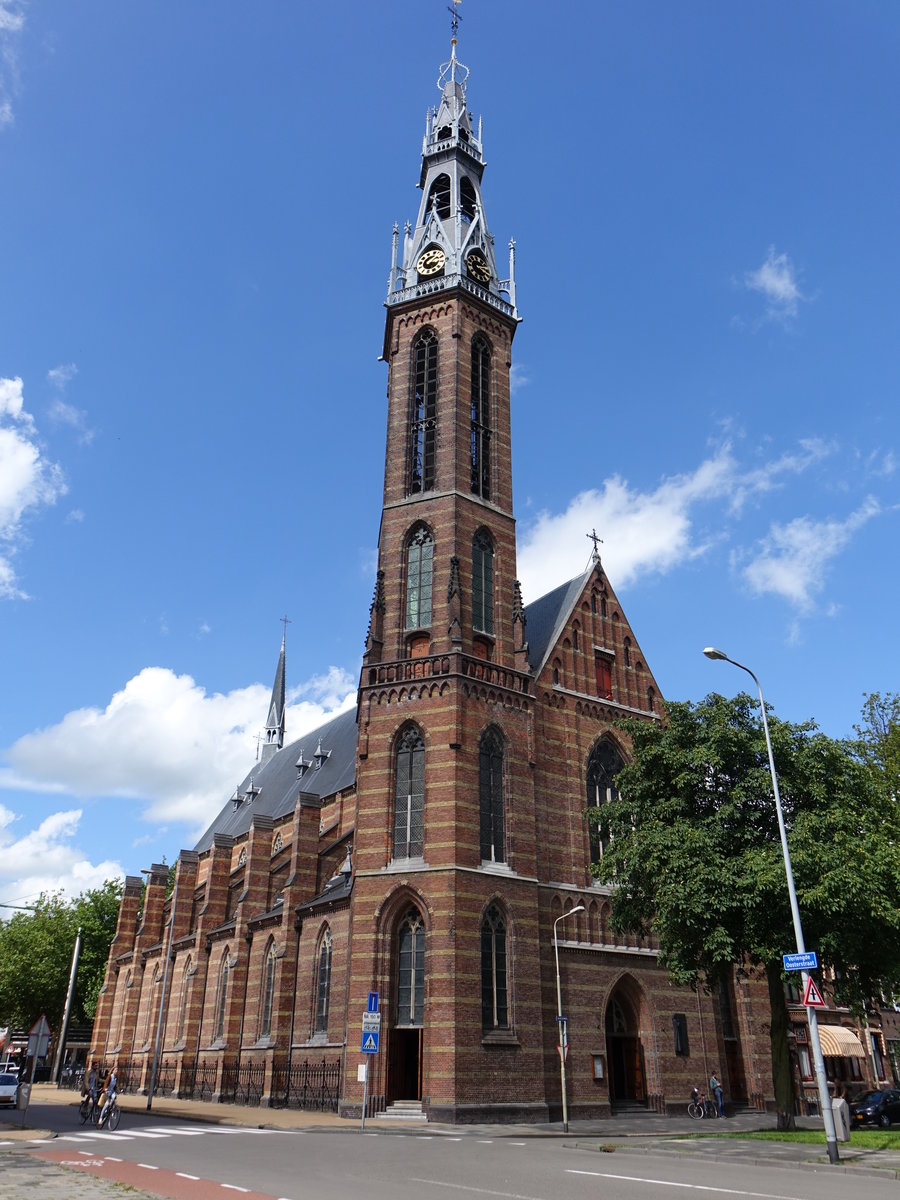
193 706 358 852
524 568 592 677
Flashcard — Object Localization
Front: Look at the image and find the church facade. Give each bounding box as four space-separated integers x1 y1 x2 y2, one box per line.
89 33 777 1122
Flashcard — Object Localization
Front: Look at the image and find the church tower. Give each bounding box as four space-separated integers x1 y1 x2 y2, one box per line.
347 20 547 1122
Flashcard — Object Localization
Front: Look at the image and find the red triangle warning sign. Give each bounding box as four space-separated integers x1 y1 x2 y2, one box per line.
803 976 826 1007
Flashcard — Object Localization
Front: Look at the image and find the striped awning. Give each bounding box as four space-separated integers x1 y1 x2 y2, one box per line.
817 1025 866 1059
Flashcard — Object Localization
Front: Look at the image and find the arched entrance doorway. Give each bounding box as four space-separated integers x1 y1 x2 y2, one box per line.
387 906 424 1102
605 986 646 1105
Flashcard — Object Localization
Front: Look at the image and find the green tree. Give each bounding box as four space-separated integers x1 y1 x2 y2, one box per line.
854 691 900 802
0 880 122 1032
591 693 900 1129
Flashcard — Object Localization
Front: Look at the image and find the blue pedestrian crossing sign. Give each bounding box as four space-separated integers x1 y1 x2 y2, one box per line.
361 1030 380 1054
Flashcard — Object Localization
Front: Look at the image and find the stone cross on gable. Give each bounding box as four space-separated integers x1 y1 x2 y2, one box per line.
587 528 603 562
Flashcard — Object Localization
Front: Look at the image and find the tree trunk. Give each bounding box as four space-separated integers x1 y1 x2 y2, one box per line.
765 961 795 1130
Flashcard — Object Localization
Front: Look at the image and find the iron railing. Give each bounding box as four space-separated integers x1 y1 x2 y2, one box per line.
269 1058 340 1112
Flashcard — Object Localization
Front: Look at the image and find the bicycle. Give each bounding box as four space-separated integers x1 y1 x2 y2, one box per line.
79 1093 99 1125
687 1088 719 1119
98 1095 121 1131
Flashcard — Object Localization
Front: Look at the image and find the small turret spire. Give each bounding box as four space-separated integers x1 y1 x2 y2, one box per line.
261 619 288 761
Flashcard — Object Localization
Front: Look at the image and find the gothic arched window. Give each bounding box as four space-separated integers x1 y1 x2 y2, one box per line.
405 526 434 630
315 929 333 1034
393 726 425 860
472 530 494 635
259 941 277 1038
397 908 425 1026
214 950 230 1042
177 957 192 1043
408 330 438 495
470 336 491 499
460 176 477 221
481 905 509 1030
586 740 624 865
479 727 505 863
426 173 451 218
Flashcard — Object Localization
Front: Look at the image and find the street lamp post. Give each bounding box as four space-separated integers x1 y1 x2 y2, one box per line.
703 647 839 1164
553 904 585 1133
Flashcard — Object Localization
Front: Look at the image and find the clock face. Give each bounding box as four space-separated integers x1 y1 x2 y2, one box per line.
466 250 491 284
417 246 446 277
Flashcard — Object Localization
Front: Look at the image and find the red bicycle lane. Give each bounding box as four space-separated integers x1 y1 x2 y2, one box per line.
30 1146 295 1200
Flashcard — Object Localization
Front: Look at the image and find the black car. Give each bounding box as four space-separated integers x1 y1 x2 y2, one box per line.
850 1089 900 1128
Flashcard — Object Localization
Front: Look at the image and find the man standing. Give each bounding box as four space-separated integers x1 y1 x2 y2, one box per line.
710 1071 725 1117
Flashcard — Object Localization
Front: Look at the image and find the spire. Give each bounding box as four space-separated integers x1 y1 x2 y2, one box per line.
385 8 518 322
261 620 288 761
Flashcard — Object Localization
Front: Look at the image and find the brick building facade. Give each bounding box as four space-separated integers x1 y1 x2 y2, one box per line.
91 30 859 1123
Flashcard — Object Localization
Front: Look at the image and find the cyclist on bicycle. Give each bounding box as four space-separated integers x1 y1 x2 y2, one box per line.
99 1065 118 1126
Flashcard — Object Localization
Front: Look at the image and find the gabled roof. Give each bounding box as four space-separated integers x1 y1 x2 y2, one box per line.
524 566 593 676
193 706 357 853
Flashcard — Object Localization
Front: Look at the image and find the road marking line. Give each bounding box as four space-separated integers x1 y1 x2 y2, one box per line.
78 1150 94 1155
509 1141 527 1145
565 1171 808 1200
143 1126 206 1135
177 1172 201 1180
106 1156 122 1161
138 1162 159 1170
103 1129 168 1138
222 1186 251 1192
411 1180 544 1200
477 1139 494 1143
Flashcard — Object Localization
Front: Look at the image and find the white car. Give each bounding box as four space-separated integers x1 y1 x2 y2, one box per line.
0 1072 19 1107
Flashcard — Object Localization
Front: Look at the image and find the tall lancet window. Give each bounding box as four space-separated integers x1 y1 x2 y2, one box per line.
479 727 505 863
586 739 624 865
460 176 477 222
315 928 332 1034
426 173 451 219
397 908 425 1026
405 526 434 629
470 336 491 499
408 330 438 495
481 905 509 1030
472 530 494 635
393 725 425 860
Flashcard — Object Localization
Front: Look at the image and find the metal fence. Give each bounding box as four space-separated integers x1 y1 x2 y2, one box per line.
219 1059 266 1107
179 1058 218 1101
269 1058 340 1112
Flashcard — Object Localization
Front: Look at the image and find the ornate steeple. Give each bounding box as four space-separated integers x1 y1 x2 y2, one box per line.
261 624 287 761
386 17 518 322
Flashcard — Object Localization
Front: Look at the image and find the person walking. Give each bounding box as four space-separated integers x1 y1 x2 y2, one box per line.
710 1071 725 1117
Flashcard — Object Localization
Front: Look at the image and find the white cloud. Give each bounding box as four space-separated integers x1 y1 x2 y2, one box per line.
0 376 67 599
518 447 735 601
48 398 95 446
516 438 881 617
0 1 26 129
739 497 882 611
0 805 123 905
47 363 78 389
743 246 806 321
1 665 357 834
510 362 530 395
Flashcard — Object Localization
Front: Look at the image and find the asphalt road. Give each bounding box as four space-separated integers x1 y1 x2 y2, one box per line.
5 1102 900 1200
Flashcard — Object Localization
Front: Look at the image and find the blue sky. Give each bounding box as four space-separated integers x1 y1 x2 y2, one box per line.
1 1 897 905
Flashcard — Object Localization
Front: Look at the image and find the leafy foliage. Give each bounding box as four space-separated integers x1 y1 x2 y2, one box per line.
589 693 900 1124
0 879 123 1031
854 691 900 803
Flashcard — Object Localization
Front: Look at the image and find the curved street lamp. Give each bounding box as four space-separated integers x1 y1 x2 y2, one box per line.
703 647 839 1163
553 904 585 1133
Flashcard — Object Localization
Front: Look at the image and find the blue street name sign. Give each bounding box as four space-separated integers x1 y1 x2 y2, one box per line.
361 1030 379 1054
367 992 379 1013
783 951 818 972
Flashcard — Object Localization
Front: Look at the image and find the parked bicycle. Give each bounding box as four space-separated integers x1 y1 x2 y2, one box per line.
687 1087 719 1119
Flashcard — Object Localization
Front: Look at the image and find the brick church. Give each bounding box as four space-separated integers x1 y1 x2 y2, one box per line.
90 26 776 1122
